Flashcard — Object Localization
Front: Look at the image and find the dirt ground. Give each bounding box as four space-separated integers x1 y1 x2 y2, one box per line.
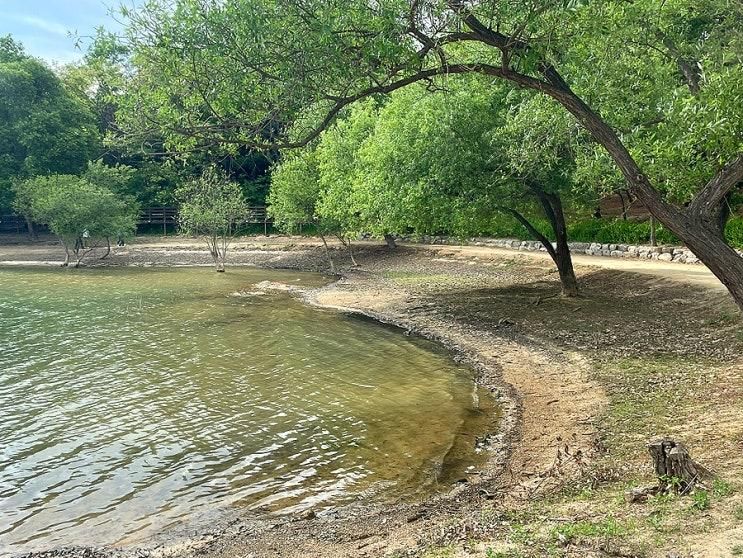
4 235 742 558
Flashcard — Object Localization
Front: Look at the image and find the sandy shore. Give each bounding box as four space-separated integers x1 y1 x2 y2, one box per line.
4 235 742 558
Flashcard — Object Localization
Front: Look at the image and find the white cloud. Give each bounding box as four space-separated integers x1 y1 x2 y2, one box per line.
15 15 70 37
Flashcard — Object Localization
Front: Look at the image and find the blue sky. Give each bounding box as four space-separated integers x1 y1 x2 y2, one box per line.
0 0 136 65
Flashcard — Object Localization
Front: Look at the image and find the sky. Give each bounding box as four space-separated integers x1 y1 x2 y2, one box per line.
0 0 136 65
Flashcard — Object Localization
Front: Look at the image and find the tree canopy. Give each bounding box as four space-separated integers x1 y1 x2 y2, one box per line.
0 36 100 211
15 174 138 266
117 0 743 309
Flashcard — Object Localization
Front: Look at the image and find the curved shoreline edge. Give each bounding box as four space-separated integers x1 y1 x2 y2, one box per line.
3 243 606 558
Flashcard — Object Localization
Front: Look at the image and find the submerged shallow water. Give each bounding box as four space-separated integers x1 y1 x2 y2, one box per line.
0 266 495 555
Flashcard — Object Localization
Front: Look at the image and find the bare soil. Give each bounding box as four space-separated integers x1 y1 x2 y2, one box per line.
4 235 742 558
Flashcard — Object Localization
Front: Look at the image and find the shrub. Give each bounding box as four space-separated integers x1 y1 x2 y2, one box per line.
726 217 743 249
426 213 743 250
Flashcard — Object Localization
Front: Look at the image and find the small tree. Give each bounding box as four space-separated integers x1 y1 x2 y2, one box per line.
268 150 342 274
175 167 248 272
15 174 138 266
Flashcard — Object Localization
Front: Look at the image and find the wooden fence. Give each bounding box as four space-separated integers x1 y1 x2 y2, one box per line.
1 206 274 236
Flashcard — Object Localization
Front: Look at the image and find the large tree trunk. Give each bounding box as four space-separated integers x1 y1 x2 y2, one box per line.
528 73 743 310
501 188 579 298
675 219 743 305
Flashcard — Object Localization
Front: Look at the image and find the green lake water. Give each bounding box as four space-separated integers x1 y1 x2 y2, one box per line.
0 267 496 555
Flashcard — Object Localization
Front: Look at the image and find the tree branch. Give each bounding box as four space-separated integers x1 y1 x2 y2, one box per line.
688 154 743 218
496 205 557 261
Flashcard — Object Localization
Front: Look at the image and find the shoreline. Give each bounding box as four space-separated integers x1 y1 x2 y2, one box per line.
4 236 742 557
5 255 525 558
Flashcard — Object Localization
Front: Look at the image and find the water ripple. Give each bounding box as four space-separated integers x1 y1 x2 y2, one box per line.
0 267 488 555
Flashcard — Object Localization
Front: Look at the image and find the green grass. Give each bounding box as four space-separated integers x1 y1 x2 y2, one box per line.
551 518 633 543
712 478 735 498
690 490 710 511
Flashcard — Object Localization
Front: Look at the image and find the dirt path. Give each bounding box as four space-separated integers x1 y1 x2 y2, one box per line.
427 243 727 291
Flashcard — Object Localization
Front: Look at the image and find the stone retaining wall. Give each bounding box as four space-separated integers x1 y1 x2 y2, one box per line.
472 238 705 264
410 236 743 265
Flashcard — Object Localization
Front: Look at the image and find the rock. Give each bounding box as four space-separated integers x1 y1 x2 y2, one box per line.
658 253 673 261
625 485 660 503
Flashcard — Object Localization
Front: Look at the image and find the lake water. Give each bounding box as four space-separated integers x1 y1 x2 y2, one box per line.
0 267 496 555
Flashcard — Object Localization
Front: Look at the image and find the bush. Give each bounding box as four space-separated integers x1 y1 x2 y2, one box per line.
726 217 743 249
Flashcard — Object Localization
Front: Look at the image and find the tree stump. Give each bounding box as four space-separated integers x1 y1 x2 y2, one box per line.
647 438 710 494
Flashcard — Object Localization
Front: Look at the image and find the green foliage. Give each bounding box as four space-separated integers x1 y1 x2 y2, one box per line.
552 518 631 543
690 490 710 511
15 174 138 264
480 215 714 247
268 150 321 233
83 161 136 196
175 167 248 270
0 37 100 211
725 218 743 250
711 478 734 498
176 167 247 238
567 219 680 246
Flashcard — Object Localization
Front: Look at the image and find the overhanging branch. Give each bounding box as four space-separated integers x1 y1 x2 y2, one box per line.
688 154 743 219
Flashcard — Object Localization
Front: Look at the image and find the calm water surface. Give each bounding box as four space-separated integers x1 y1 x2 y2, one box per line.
0 267 495 555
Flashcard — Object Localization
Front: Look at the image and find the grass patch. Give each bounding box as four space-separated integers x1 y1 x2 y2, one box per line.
552 518 633 544
690 490 710 511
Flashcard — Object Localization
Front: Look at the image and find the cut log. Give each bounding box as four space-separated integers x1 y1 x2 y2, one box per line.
647 438 711 494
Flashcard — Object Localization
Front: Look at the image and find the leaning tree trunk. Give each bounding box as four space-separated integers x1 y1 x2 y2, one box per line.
543 191 579 298
320 234 337 274
673 219 743 307
505 185 579 297
342 237 359 266
502 201 579 298
100 237 111 259
528 72 743 311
